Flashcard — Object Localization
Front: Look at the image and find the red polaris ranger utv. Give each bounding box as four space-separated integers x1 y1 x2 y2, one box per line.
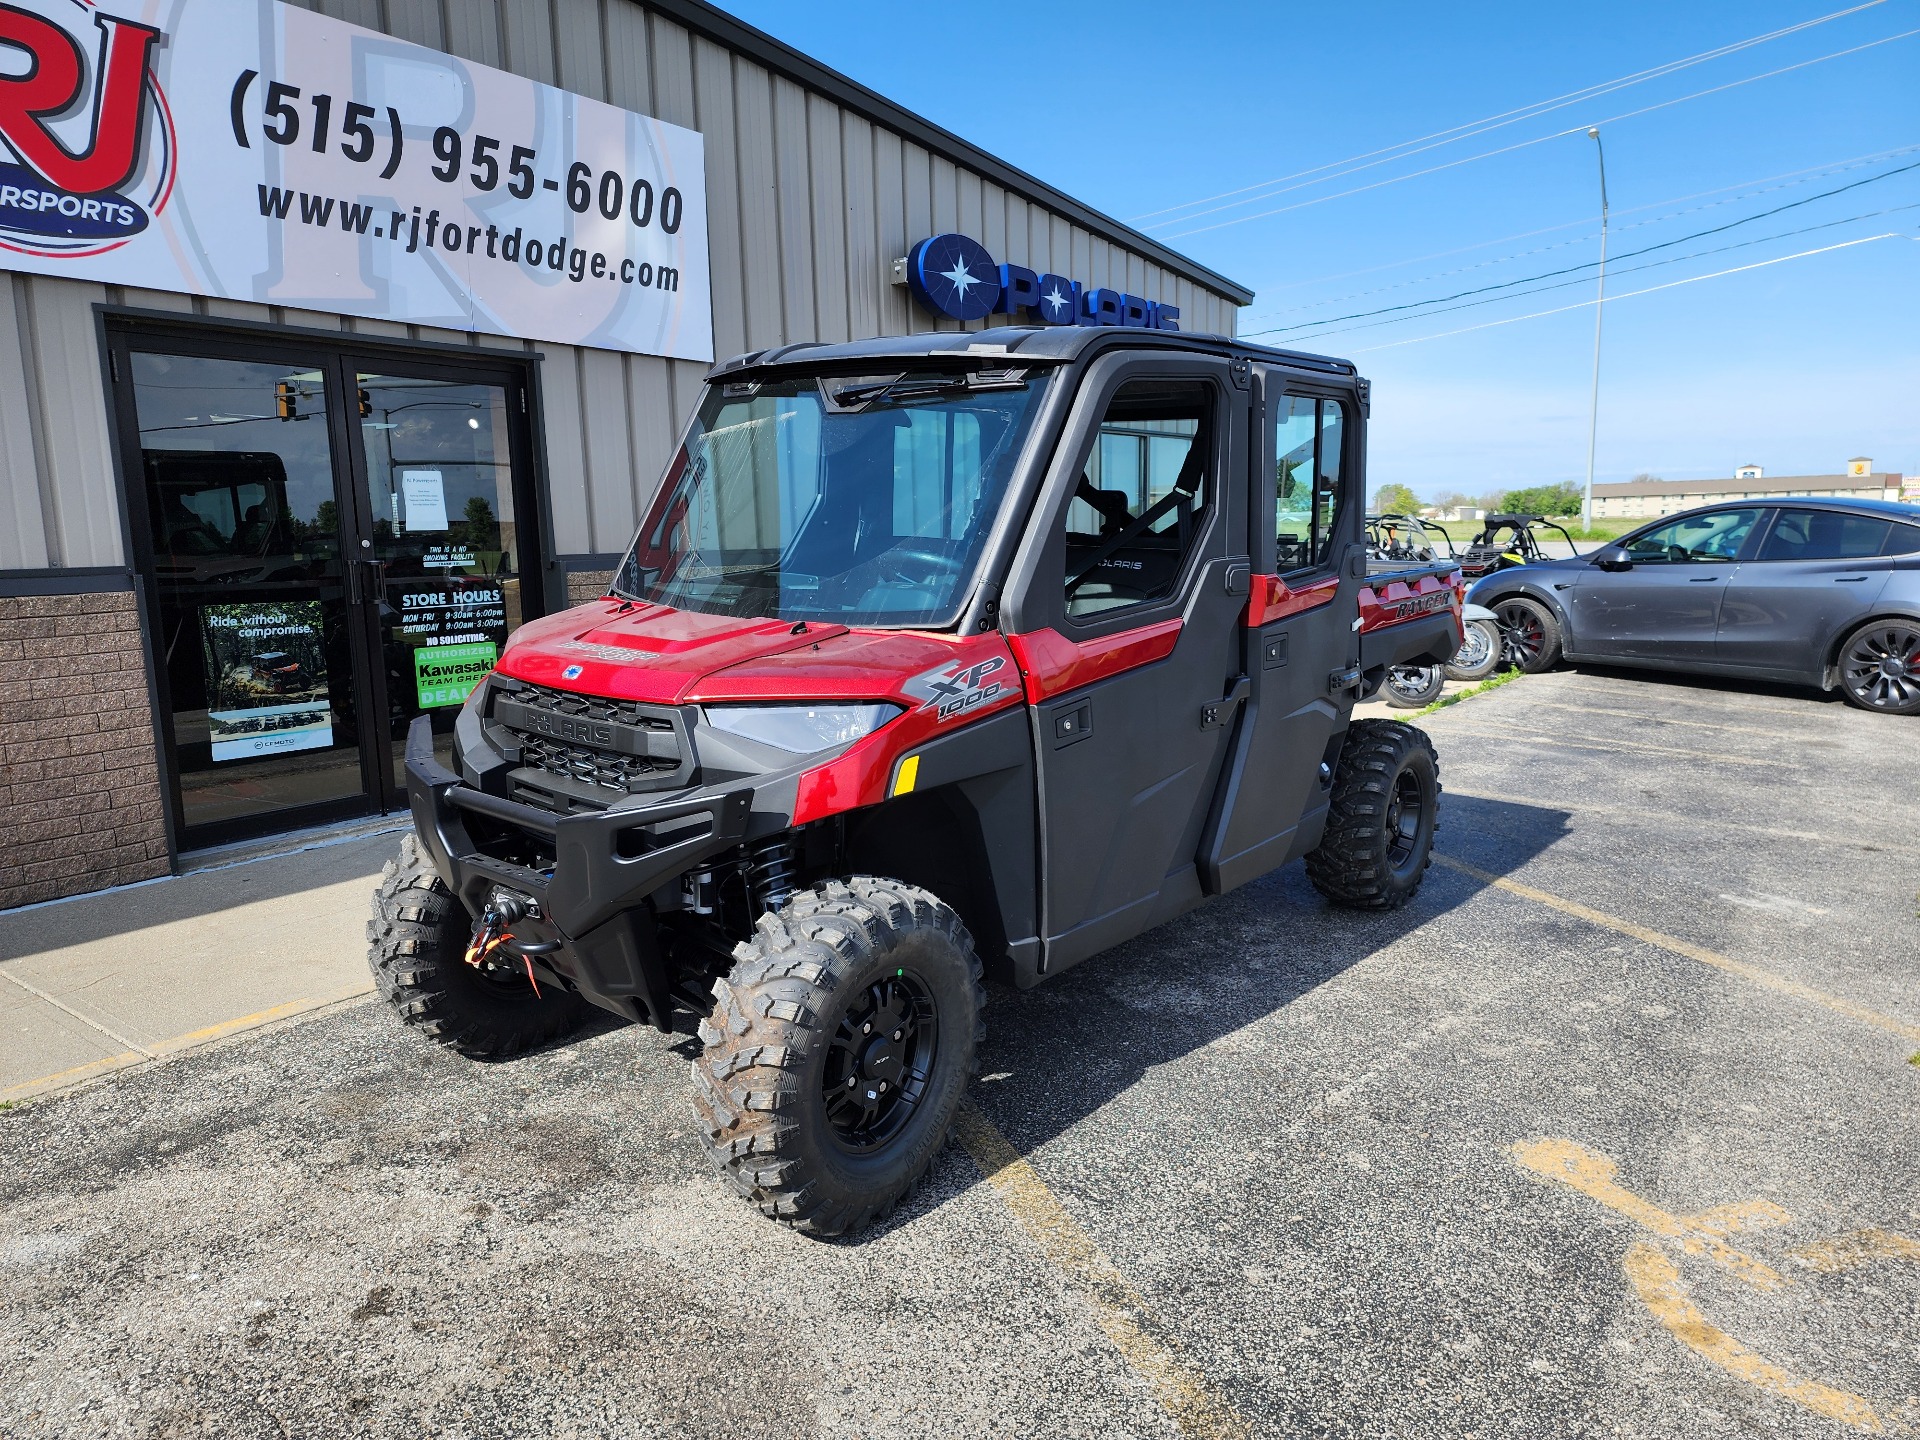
370 326 1461 1235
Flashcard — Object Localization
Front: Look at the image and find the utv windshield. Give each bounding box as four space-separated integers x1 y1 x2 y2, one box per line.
611 369 1049 626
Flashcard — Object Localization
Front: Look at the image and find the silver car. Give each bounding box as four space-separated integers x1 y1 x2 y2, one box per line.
1468 497 1920 714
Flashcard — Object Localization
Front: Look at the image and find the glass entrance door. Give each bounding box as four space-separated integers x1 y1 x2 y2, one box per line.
128 349 373 837
114 328 544 850
351 369 526 784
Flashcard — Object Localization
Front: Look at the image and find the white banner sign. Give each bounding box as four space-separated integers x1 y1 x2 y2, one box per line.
0 0 712 360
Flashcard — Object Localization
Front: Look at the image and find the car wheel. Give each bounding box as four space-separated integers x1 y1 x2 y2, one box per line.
1492 596 1562 674
1383 663 1447 708
1837 619 1920 715
1444 617 1504 682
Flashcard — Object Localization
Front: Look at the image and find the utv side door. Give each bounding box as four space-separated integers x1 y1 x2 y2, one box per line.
1001 352 1250 977
1202 372 1365 893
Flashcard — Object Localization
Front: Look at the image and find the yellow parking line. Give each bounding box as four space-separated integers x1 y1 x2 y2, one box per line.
953 1101 1252 1440
1434 855 1920 1044
0 1050 147 1103
1622 1242 1880 1430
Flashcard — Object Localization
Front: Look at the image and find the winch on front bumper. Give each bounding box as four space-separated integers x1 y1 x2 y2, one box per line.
404 716 754 1029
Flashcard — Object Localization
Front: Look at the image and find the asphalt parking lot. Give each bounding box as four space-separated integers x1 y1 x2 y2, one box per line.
4 667 1917 1440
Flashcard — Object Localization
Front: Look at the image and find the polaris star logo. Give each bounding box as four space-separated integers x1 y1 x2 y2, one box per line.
908 655 1008 723
562 664 584 680
0 3 173 258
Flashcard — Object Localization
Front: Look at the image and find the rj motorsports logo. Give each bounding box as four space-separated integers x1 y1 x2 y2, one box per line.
0 2 174 257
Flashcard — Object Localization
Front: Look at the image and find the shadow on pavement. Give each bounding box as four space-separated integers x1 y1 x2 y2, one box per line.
857 792 1575 1242
1559 660 1842 710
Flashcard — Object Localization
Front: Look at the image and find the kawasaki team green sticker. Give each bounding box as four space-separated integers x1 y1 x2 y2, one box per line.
415 641 497 708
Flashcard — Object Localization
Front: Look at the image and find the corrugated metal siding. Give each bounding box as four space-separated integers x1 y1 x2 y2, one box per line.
0 0 1244 568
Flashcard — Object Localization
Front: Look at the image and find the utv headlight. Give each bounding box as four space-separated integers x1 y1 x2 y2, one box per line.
703 703 901 753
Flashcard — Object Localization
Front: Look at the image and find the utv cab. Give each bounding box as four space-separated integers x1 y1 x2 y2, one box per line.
371 326 1462 1235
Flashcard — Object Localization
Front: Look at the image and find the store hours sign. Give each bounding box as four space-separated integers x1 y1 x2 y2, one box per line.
0 0 713 361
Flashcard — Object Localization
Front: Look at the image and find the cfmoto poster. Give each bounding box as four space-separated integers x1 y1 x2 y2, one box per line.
199 600 334 761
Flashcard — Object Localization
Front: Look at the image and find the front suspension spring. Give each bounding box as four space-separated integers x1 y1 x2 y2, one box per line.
745 837 799 917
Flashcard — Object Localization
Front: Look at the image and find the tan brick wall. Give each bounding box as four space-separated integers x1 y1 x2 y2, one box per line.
565 570 616 606
0 591 169 910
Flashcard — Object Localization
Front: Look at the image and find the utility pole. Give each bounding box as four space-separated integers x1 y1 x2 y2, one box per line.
1582 127 1609 532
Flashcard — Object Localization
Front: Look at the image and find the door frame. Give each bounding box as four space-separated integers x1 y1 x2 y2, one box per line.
98 307 550 854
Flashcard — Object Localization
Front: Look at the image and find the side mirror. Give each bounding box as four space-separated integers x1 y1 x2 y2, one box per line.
1593 544 1633 571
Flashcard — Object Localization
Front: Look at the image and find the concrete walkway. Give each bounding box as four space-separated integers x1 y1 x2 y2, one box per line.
0 820 407 1099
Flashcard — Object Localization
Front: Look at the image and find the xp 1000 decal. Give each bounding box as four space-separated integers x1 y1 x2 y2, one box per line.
0 0 712 361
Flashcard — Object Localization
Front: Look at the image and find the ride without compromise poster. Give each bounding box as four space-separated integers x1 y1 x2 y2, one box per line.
200 600 334 762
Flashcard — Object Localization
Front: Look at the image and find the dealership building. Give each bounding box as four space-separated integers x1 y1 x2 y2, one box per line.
0 0 1250 910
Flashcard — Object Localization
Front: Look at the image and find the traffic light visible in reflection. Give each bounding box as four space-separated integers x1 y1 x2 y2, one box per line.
275 381 297 421
358 386 372 418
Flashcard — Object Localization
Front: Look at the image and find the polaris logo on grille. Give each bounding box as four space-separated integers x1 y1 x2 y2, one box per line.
521 711 615 746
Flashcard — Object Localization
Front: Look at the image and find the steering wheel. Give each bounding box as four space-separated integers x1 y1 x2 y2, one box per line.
877 546 967 584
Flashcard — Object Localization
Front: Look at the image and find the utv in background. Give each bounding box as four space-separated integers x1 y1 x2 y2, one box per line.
370 326 1462 1235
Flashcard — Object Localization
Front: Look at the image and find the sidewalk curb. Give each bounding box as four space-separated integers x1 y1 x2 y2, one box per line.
0 987 377 1107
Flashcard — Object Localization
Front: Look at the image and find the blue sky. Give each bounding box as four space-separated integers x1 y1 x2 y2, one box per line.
711 0 1920 498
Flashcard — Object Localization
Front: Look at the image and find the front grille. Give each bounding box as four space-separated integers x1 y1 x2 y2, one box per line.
489 680 689 802
515 733 677 794
509 681 674 731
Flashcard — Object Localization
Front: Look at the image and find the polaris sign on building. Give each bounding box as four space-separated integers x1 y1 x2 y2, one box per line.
0 0 1250 910
904 232 1182 330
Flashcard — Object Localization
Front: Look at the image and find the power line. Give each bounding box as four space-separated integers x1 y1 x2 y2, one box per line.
1237 143 1920 321
1131 0 1890 223
1159 25 1920 240
1265 203 1920 344
1254 157 1920 335
1342 234 1900 354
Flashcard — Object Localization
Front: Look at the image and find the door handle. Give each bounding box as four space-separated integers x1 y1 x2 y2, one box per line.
1687 576 1724 583
1223 561 1250 597
1200 676 1250 730
1834 575 1870 583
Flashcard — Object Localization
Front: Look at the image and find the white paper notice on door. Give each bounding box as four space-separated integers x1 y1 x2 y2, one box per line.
401 471 449 532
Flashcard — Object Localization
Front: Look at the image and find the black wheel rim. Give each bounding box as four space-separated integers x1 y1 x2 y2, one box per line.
822 969 938 1152
1387 665 1441 701
1383 766 1428 876
1842 623 1920 711
1494 602 1545 666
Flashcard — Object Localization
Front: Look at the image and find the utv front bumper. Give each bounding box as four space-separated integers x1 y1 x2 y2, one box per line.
403 717 754 1027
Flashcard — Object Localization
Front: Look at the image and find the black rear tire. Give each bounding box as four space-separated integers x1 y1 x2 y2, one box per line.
691 876 984 1237
1492 596 1562 673
1835 619 1920 714
367 834 596 1058
1306 719 1441 910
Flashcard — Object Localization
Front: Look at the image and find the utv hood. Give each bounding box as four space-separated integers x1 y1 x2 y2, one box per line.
494 598 994 706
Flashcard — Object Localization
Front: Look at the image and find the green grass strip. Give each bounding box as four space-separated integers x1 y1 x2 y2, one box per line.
1411 666 1523 719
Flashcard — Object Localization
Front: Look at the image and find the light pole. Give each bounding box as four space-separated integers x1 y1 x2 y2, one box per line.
1582 126 1609 532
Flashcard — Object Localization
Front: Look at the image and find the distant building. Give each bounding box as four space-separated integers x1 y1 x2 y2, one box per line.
1590 461 1906 519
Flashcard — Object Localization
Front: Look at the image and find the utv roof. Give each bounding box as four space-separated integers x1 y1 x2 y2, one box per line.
707 326 1359 381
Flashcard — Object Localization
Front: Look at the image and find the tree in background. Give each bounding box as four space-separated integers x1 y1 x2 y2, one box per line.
1372 482 1421 515
1498 483 1584 516
463 495 500 550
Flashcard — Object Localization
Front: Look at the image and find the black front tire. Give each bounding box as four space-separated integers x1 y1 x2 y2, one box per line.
691 876 984 1237
1492 596 1562 674
367 834 596 1058
1306 719 1441 910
